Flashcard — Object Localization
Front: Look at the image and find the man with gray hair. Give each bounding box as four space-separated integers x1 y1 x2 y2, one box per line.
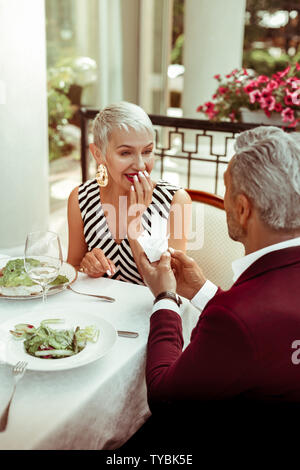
121 126 300 454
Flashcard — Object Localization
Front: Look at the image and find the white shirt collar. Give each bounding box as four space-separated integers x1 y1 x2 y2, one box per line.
232 236 300 283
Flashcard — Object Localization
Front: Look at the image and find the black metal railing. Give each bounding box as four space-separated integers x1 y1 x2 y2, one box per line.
79 107 295 194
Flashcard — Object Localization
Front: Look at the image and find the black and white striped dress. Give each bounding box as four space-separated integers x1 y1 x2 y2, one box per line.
78 179 181 285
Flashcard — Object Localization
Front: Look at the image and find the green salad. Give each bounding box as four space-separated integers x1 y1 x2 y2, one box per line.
10 319 99 358
0 258 68 287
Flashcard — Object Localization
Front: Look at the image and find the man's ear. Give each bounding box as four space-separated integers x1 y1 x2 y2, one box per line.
89 143 105 165
236 194 252 228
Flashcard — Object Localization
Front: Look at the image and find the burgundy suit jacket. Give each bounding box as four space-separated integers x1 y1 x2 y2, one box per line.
146 246 300 405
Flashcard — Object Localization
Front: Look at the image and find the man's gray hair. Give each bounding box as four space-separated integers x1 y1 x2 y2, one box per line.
231 126 300 231
92 101 155 157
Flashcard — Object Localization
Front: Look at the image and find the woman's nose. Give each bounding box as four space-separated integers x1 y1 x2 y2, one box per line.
135 154 146 171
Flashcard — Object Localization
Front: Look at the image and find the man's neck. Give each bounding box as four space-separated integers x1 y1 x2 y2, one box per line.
243 229 300 256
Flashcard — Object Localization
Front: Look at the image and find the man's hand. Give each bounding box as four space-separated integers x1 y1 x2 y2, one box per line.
139 251 176 298
169 248 207 300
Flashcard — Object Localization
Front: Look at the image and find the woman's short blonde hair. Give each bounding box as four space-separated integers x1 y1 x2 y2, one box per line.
92 101 155 157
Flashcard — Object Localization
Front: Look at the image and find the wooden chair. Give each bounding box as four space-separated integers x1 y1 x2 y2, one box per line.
185 189 244 290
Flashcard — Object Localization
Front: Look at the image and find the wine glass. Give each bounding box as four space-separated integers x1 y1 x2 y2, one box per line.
24 231 63 303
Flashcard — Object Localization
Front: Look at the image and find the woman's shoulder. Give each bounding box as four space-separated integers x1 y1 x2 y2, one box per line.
68 179 99 211
154 180 190 201
155 179 182 193
77 178 98 199
78 178 98 192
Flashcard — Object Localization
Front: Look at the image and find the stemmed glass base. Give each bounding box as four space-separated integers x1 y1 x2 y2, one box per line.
41 285 50 304
24 231 63 305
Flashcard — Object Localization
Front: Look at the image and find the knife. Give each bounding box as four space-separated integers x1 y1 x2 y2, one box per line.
117 330 139 338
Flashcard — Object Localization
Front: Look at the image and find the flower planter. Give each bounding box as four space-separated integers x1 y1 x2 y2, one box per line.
198 64 300 129
240 107 283 126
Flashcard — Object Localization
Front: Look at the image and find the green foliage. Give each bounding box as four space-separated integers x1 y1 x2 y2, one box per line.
171 34 184 64
243 49 290 76
171 0 184 65
48 65 75 93
48 88 73 128
47 65 75 161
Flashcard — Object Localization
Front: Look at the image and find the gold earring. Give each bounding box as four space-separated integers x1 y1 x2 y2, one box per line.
96 164 108 187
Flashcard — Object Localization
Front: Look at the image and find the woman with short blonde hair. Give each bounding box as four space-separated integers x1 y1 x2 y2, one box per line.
67 101 191 284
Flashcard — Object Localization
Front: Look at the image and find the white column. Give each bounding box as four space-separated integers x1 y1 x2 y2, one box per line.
139 0 173 114
182 0 246 118
96 0 123 107
138 0 155 112
121 0 140 104
0 0 49 251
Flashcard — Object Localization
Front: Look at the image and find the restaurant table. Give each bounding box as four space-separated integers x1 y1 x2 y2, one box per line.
0 273 200 450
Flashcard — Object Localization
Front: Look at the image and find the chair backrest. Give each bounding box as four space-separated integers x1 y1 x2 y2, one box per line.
185 189 244 291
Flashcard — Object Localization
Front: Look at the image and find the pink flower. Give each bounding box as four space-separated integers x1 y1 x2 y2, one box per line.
281 107 295 122
260 95 276 111
277 66 291 78
204 101 214 111
266 80 279 91
286 77 298 86
196 105 203 112
272 72 286 85
256 75 269 84
244 80 258 93
244 84 253 93
207 110 218 119
249 90 261 103
291 90 300 105
225 69 238 78
284 92 294 107
260 88 271 99
288 119 299 128
197 65 300 124
203 102 218 119
275 78 286 86
290 79 300 90
218 86 228 95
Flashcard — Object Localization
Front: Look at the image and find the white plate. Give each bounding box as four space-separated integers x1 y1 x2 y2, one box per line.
0 257 77 300
0 310 117 371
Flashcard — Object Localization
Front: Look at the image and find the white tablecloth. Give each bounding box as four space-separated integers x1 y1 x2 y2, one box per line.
0 273 199 450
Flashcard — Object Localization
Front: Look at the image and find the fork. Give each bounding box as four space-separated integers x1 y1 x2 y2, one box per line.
0 361 28 432
67 285 115 302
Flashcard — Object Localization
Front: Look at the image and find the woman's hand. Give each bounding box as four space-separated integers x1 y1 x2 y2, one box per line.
80 248 116 278
128 170 154 239
132 170 154 209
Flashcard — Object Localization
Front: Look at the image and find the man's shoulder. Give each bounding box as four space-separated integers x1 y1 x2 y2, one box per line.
203 259 299 323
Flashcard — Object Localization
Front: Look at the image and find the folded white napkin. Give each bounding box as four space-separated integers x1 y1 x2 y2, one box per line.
138 212 169 263
138 232 168 263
